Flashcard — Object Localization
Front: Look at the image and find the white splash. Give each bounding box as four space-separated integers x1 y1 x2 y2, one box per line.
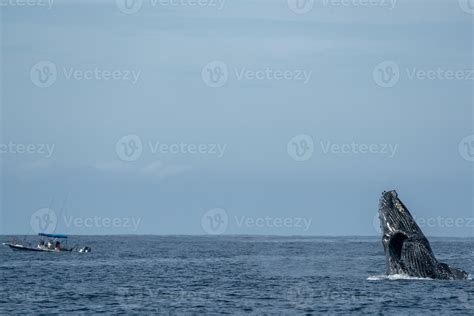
367 274 433 281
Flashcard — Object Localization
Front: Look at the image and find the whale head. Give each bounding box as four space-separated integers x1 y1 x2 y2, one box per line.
378 190 424 240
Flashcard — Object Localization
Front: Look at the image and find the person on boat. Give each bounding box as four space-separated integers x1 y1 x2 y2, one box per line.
55 241 61 251
37 240 45 249
47 240 53 249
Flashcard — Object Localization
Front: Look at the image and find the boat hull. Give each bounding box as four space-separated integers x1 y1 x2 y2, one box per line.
2 243 72 252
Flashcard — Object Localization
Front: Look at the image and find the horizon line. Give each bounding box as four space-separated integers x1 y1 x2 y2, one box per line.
1 234 472 238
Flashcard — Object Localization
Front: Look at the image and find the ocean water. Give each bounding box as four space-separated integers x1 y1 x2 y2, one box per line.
0 236 472 315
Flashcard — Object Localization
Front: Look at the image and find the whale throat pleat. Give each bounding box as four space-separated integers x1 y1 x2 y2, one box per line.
401 240 437 278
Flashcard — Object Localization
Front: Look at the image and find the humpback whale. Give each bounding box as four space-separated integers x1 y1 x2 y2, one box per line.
378 190 468 280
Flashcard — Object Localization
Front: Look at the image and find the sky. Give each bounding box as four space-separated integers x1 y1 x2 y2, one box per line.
0 0 473 236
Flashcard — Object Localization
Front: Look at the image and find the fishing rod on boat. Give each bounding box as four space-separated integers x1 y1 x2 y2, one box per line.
56 194 70 248
19 195 56 247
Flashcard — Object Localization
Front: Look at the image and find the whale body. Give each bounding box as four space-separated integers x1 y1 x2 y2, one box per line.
378 190 468 280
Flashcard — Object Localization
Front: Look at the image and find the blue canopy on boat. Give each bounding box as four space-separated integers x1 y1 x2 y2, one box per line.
38 233 68 239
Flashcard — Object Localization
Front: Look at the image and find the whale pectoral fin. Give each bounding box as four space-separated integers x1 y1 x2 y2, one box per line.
400 240 438 278
438 262 469 280
448 267 468 280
